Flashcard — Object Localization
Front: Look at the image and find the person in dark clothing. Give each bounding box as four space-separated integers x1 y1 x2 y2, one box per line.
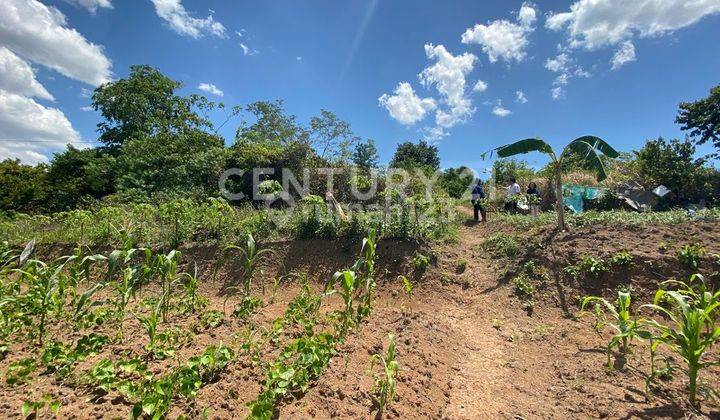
526 182 540 197
471 180 487 222
527 182 541 217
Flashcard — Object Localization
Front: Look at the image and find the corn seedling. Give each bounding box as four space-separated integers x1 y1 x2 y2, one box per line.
641 274 720 406
134 299 163 351
399 275 414 302
224 234 272 298
155 250 181 322
370 333 398 413
180 264 208 314
580 291 645 369
114 267 139 337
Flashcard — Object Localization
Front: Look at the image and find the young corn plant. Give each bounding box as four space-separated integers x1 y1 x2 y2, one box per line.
370 333 399 414
134 299 163 351
325 270 358 335
115 267 139 334
642 274 720 406
580 291 645 369
155 250 181 322
179 264 208 314
354 229 377 320
399 275 414 312
224 234 272 298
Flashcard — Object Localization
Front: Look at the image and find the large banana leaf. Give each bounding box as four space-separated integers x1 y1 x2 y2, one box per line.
564 136 619 182
494 138 554 158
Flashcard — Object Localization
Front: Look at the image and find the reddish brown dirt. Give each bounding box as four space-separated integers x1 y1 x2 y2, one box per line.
1 222 719 419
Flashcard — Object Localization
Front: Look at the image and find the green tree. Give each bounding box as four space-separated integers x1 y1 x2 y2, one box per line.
352 139 379 170
492 159 534 185
309 109 354 161
0 159 47 212
439 166 474 199
45 146 116 211
676 85 720 158
116 130 227 198
390 140 440 171
634 137 707 205
486 136 619 230
93 65 214 147
236 100 307 145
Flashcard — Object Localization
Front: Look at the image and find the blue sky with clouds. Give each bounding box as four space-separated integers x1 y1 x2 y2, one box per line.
1 0 719 172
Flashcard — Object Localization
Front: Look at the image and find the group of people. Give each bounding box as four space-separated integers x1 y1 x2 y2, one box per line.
470 178 542 222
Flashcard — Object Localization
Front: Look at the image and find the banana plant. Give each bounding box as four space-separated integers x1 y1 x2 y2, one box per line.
483 136 619 230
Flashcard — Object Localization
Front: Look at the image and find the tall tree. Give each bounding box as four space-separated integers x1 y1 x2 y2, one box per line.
676 85 720 158
390 140 440 171
93 65 213 147
634 137 705 204
352 139 379 169
236 100 307 145
309 109 354 161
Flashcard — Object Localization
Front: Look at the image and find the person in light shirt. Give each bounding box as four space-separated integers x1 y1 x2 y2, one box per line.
504 177 521 212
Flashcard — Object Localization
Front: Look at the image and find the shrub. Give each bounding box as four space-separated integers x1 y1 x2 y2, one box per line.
481 233 520 258
677 244 706 271
412 253 430 273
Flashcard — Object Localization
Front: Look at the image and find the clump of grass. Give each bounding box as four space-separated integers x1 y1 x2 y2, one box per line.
455 258 467 273
676 243 706 271
481 233 520 258
565 255 610 279
610 251 633 266
412 253 430 273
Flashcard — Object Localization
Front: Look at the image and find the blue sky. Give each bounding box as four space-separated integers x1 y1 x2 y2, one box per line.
1 0 719 173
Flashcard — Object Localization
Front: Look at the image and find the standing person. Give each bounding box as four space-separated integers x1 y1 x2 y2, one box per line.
527 182 541 217
470 179 487 222
504 177 521 213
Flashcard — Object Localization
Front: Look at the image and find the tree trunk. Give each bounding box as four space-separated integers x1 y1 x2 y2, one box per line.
555 168 566 230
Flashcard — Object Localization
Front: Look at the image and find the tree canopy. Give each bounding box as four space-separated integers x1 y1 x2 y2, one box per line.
389 140 440 171
676 85 720 158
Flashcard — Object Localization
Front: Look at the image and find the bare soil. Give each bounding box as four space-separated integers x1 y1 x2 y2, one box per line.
0 220 719 419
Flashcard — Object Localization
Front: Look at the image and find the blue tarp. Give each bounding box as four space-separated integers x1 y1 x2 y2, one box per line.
563 184 607 213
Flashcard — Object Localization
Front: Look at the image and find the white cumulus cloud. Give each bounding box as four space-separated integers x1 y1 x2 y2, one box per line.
547 0 720 50
473 80 488 92
611 40 636 70
378 82 437 125
492 102 512 117
419 44 477 129
198 82 224 97
65 0 113 14
0 47 53 100
544 52 590 100
0 0 112 86
461 2 538 63
515 90 528 104
151 0 227 39
0 90 82 164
